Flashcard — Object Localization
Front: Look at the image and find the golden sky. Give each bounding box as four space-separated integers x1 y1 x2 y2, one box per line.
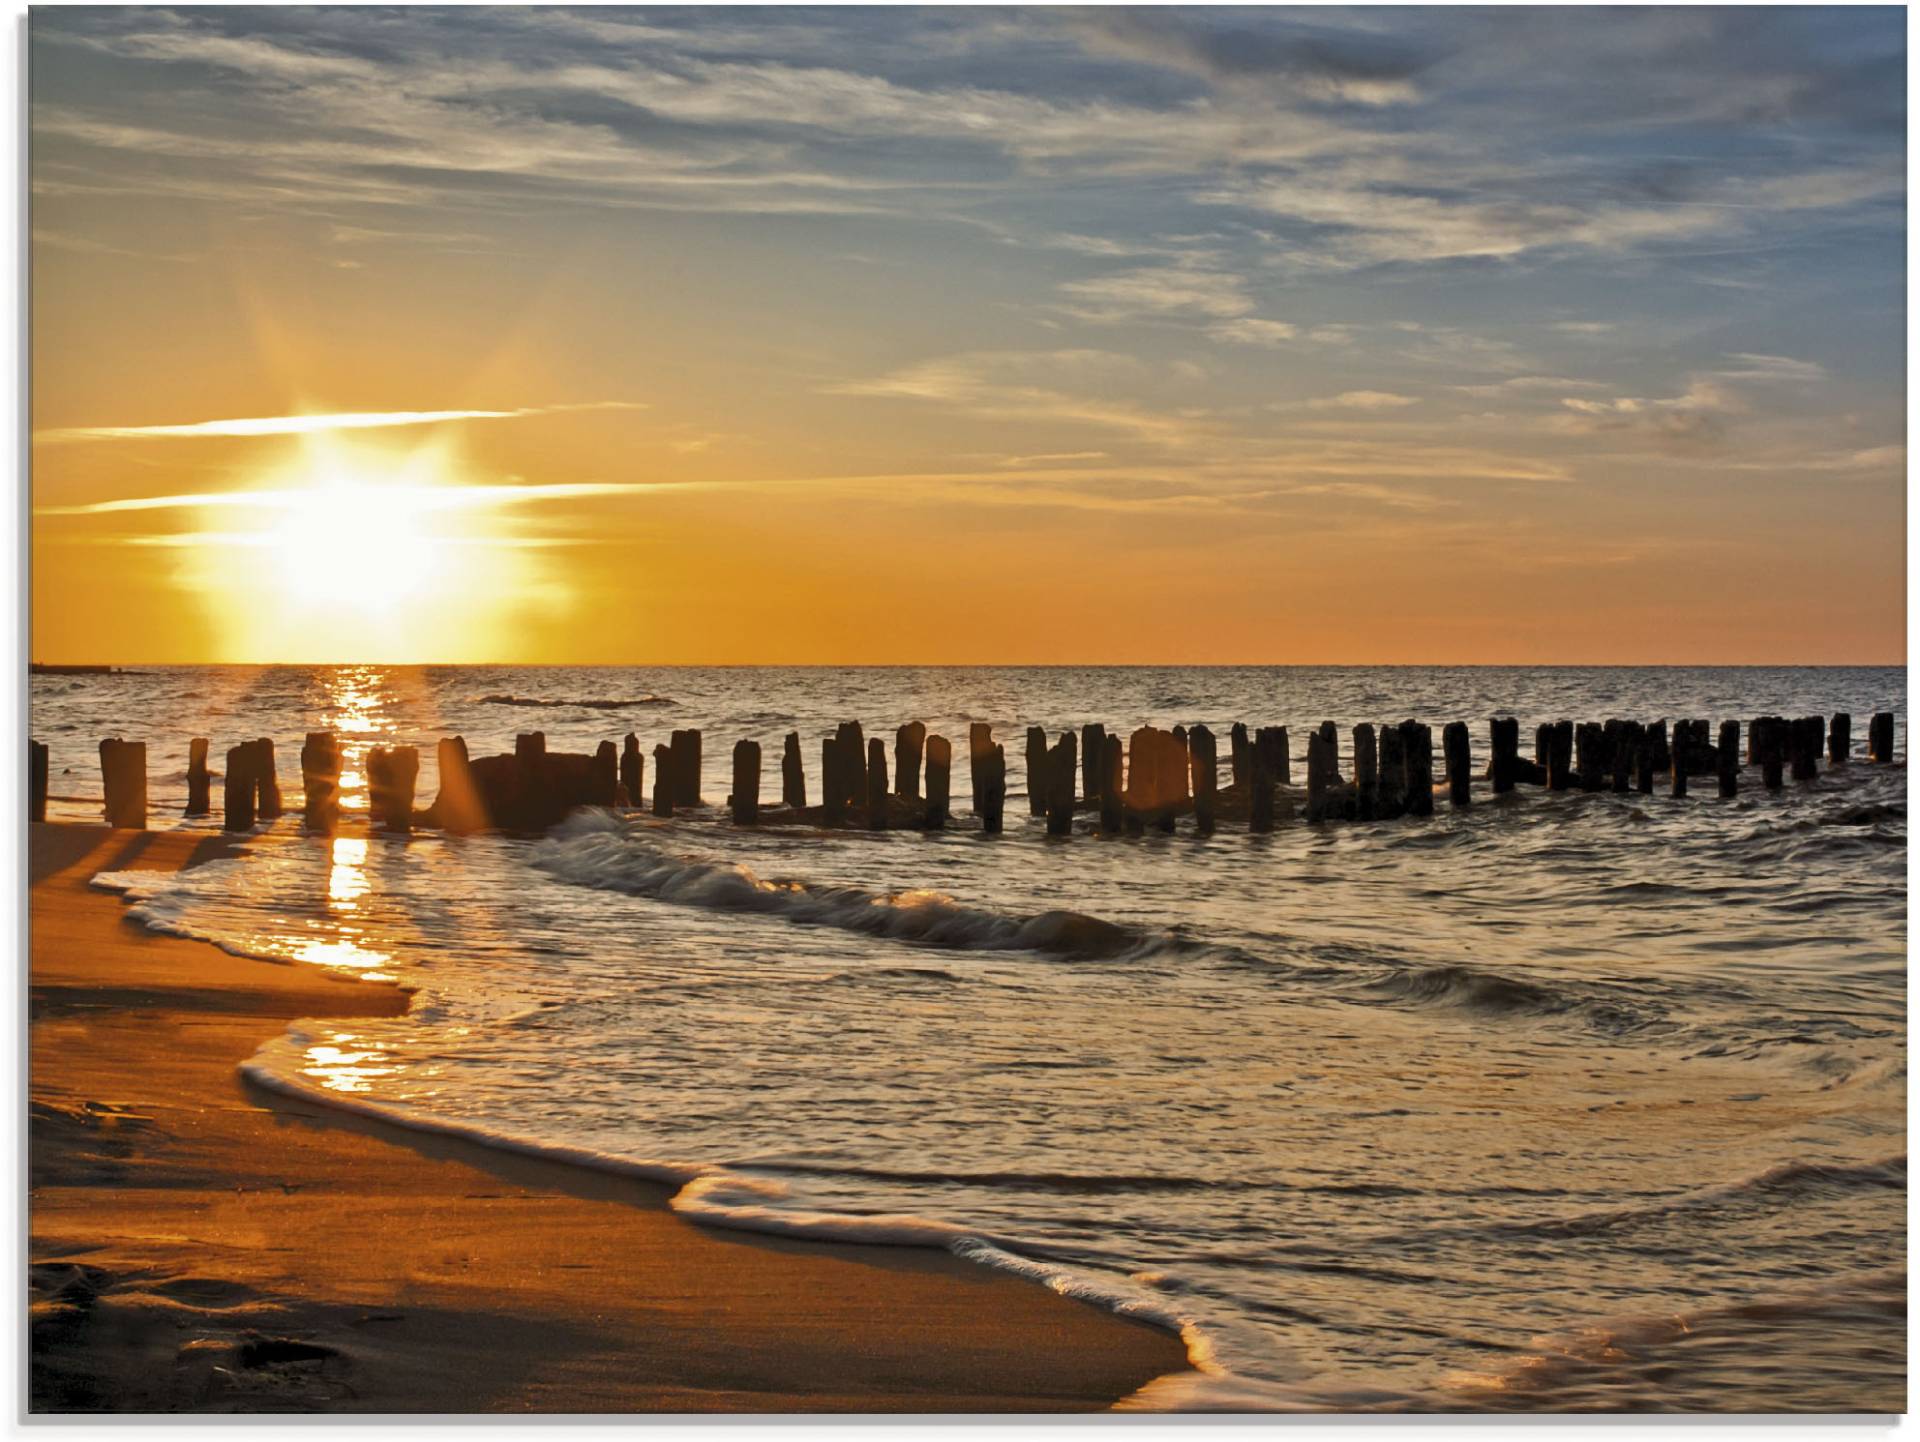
30 8 1907 664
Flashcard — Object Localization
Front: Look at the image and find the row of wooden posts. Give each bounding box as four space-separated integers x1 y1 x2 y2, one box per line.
31 710 1900 835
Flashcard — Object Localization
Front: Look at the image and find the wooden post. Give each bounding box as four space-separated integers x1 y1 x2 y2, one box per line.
1633 724 1655 794
1754 718 1785 790
1604 720 1629 793
1717 721 1739 798
1081 724 1106 806
591 740 619 807
1828 713 1851 767
1546 721 1574 793
895 721 926 800
1025 727 1048 817
1230 723 1249 790
621 734 643 808
1489 717 1518 794
1305 729 1339 823
1790 717 1822 780
1376 724 1407 820
1045 734 1075 837
924 734 951 829
223 743 255 832
301 732 342 833
1248 733 1275 834
835 723 865 813
977 740 1006 835
782 732 805 809
1647 720 1671 776
1272 726 1294 788
253 739 283 820
732 740 761 825
1575 723 1606 792
1868 712 1895 764
1534 723 1553 774
1670 732 1688 799
670 729 703 806
1402 722 1433 817
185 737 211 817
1443 722 1470 806
1099 734 1125 834
29 740 48 823
1351 724 1377 821
516 731 546 767
1189 724 1217 835
967 724 992 826
432 735 483 833
866 738 889 829
367 745 418 833
98 738 148 830
653 745 674 817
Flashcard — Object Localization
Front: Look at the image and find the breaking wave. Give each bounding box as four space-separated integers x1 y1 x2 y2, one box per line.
476 693 673 710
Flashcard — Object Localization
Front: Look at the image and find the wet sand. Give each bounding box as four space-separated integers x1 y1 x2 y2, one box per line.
28 822 1189 1413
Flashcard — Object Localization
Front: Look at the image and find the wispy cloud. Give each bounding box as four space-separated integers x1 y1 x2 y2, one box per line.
35 402 645 444
36 480 677 518
1307 390 1420 411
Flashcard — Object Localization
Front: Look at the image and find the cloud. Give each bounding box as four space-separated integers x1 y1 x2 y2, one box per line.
1307 390 1420 410
1713 353 1826 382
37 480 678 518
1057 262 1253 322
35 402 645 444
1207 318 1300 347
1555 379 1743 446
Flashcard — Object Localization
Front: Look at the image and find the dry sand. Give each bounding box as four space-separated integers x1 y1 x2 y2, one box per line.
28 822 1190 1413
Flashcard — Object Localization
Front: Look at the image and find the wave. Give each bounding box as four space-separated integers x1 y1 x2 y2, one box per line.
476 693 673 710
533 811 1193 962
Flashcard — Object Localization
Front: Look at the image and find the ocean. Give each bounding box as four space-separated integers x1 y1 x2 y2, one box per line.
32 665 1907 1411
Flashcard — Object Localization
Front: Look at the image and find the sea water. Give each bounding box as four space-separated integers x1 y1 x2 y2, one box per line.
36 665 1906 1410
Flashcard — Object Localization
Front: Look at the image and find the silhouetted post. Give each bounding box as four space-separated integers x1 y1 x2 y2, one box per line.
652 745 674 817
367 745 418 833
924 734 951 830
1754 719 1785 790
976 741 1006 835
98 738 147 830
1633 724 1655 794
732 740 761 825
1443 722 1471 806
1790 717 1822 781
621 734 643 808
895 721 926 800
1099 734 1125 834
1190 724 1218 835
184 737 211 817
1604 720 1630 793
866 738 889 829
1647 720 1671 776
298 732 339 832
1717 721 1739 798
1828 714 1851 767
516 732 546 767
1230 723 1249 790
29 740 48 823
1081 723 1106 805
1670 733 1688 799
585 740 615 807
1351 724 1378 821
1868 712 1895 764
1375 724 1406 819
1400 721 1433 817
1305 729 1340 823
1489 717 1518 794
1248 734 1275 834
1545 721 1574 793
967 724 992 820
835 723 866 812
223 744 255 832
1025 727 1048 817
1045 734 1075 837
1575 723 1606 792
782 732 805 809
1534 723 1552 775
671 729 703 806
431 736 483 833
251 739 282 820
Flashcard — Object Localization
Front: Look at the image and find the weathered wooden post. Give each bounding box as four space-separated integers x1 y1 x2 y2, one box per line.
621 734 643 808
1575 723 1606 792
967 723 991 822
653 744 675 817
895 721 926 800
1828 714 1851 767
1158 727 1186 832
671 729 703 806
1868 712 1895 764
1545 721 1574 793
1081 723 1106 806
1100 734 1125 834
835 723 866 812
1403 722 1434 817
252 739 283 820
1789 717 1821 781
431 735 482 833
29 740 48 823
98 738 148 830
300 732 342 832
1534 723 1553 775
1189 724 1217 835
732 740 761 825
1230 723 1249 790
1305 729 1339 823
1373 724 1405 820
223 744 255 832
1717 721 1739 798
1633 724 1655 795
1045 734 1075 837
924 734 951 829
367 745 418 833
866 738 889 829
1443 722 1470 806
1604 720 1630 793
590 740 618 807
976 738 1006 835
1489 717 1518 794
1754 718 1785 790
185 737 211 817
1670 732 1688 799
1248 733 1275 834
782 732 805 809
516 731 546 767
1351 724 1378 821
1647 720 1671 776
1024 727 1048 817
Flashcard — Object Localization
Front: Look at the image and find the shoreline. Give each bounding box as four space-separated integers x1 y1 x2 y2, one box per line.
28 821 1191 1413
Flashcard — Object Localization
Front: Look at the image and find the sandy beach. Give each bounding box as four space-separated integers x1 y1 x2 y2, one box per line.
27 821 1190 1413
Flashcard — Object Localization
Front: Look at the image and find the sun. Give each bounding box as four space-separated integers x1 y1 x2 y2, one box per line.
267 439 447 618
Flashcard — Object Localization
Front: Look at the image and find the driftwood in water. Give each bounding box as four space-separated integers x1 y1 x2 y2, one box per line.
99 738 147 830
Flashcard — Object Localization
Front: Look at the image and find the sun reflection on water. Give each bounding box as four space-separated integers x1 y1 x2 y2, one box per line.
301 1033 399 1095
